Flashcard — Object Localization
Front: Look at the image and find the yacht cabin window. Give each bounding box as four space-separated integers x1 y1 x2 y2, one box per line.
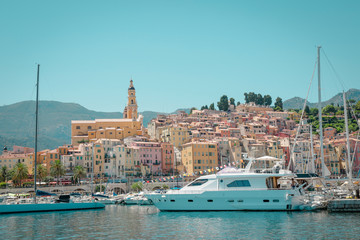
188 179 208 186
226 180 251 188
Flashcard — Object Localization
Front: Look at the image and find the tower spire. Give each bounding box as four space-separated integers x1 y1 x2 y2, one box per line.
123 78 138 120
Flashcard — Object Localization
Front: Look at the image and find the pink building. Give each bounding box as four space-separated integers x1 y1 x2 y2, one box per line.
132 142 162 176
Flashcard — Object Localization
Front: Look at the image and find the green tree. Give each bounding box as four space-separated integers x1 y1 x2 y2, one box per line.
131 182 143 192
349 99 356 105
355 100 360 111
217 95 229 111
256 94 264 105
12 163 29 187
305 105 310 115
0 166 9 182
95 184 106 193
200 105 208 110
310 108 319 116
236 101 240 106
50 160 65 185
247 92 257 103
209 103 215 110
229 98 235 106
274 97 283 111
274 106 282 112
73 165 86 184
244 93 249 103
264 95 272 106
322 105 336 115
36 164 48 183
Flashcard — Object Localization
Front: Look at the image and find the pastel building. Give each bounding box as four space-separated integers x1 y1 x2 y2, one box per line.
0 146 34 175
160 125 191 148
181 141 218 175
161 142 175 175
131 141 162 176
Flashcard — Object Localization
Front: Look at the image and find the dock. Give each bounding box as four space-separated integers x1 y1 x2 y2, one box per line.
327 199 360 212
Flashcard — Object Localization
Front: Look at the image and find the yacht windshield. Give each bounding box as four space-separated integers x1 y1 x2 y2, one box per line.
188 179 208 186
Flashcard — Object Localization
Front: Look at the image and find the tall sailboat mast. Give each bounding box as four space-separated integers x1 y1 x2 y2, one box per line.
310 125 316 174
317 46 326 177
343 91 353 184
34 64 40 203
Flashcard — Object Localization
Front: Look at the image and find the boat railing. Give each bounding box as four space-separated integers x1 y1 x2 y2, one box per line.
161 188 295 194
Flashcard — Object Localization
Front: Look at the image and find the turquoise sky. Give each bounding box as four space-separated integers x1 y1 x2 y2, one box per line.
1 0 359 113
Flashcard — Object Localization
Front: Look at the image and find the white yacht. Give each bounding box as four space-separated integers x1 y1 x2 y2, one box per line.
146 158 307 211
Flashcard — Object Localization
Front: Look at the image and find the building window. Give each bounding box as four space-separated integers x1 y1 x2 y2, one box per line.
76 126 80 129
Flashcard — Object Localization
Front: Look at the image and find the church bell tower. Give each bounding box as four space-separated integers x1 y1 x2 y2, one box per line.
123 79 138 120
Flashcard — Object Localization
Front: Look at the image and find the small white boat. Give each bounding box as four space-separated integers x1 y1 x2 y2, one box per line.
122 192 152 205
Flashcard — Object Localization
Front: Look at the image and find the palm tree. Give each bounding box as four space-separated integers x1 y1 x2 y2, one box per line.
0 166 8 182
36 164 48 184
73 165 86 185
12 163 29 187
50 160 65 185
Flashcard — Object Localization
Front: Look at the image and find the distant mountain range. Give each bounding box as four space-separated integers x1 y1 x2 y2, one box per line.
0 101 189 152
283 88 360 110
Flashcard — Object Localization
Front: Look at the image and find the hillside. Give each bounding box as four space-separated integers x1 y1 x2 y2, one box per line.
284 88 360 110
0 101 188 152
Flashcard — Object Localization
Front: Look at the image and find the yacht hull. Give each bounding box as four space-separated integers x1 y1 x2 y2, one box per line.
0 202 105 214
146 189 303 211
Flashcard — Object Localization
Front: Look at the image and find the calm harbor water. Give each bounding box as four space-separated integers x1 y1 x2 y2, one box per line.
1 205 360 239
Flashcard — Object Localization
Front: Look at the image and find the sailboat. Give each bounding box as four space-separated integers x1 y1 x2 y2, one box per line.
0 64 105 214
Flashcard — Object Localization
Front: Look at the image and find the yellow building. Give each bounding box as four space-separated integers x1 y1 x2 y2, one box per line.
0 153 33 175
181 141 218 175
267 140 284 159
0 146 34 175
288 111 301 122
160 126 191 148
71 80 144 146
